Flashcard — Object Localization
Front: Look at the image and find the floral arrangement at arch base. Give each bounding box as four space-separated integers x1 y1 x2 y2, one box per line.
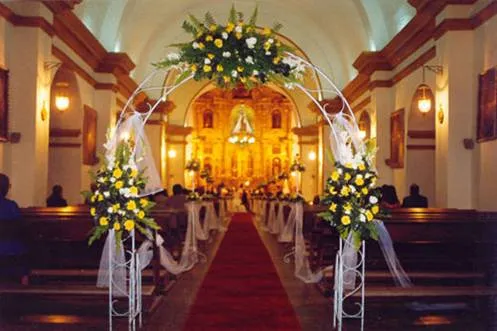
85 140 160 246
319 140 382 249
154 6 306 89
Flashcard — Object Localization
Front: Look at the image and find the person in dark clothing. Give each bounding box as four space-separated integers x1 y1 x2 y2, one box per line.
0 173 28 285
164 184 187 210
46 185 68 207
402 184 428 208
0 173 21 220
380 185 401 209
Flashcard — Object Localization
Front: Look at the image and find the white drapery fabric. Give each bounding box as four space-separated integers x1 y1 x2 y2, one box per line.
218 199 228 223
278 203 297 243
274 202 287 235
203 201 226 232
266 201 278 233
97 229 127 297
293 202 323 283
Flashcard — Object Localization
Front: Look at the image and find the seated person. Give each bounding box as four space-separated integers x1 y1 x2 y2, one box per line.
46 184 68 207
0 173 28 285
402 184 428 208
164 184 187 210
152 189 168 204
380 185 401 209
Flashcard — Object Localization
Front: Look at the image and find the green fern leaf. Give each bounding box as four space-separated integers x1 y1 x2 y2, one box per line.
248 5 258 26
204 12 216 26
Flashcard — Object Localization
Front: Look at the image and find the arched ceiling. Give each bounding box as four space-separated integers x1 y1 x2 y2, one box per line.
74 0 415 90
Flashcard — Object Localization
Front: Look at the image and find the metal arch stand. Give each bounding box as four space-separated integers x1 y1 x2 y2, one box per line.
333 238 366 331
108 230 142 331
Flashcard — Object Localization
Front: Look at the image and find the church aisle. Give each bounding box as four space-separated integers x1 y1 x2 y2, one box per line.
183 212 301 331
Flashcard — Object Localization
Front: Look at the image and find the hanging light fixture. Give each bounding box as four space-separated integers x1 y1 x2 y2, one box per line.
54 82 70 112
417 65 443 114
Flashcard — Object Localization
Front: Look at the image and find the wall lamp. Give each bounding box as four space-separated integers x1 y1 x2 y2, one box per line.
417 65 443 114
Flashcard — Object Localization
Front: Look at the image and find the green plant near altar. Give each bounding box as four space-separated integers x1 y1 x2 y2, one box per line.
319 140 382 248
85 140 159 245
153 6 305 89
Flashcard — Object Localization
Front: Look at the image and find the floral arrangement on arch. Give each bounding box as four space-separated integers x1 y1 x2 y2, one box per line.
154 6 305 89
185 159 201 172
319 140 382 248
85 140 160 245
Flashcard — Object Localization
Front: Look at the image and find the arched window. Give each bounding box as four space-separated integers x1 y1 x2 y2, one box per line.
203 110 213 128
272 110 282 129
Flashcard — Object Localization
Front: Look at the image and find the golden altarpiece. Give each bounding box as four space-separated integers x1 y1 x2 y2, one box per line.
187 86 298 188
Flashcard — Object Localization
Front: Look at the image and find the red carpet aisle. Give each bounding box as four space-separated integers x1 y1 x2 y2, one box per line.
183 212 301 331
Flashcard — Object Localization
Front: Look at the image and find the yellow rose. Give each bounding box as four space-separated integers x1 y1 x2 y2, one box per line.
372 205 379 214
139 198 149 208
209 24 217 32
329 203 337 212
216 64 224 72
344 173 351 181
264 42 271 51
113 168 122 179
355 177 365 186
126 200 137 211
115 181 123 189
207 53 215 59
240 77 247 83
226 22 234 32
246 27 253 33
198 42 205 49
329 186 337 195
272 57 281 64
366 210 374 222
137 210 145 219
203 65 212 72
358 163 366 171
99 217 109 226
90 195 96 203
191 64 198 72
112 203 120 212
237 66 244 72
90 207 96 216
130 169 138 178
129 186 138 196
343 203 352 213
263 27 271 35
124 220 135 231
341 215 351 225
113 222 121 231
331 171 340 182
97 194 104 202
340 186 350 197
235 32 242 39
214 39 223 48
223 76 231 83
345 162 353 168
362 187 369 195
206 35 213 42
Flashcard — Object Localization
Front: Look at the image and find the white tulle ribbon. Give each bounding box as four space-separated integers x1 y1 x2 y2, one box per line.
278 203 296 243
293 202 323 283
341 220 412 289
203 201 226 232
272 202 287 235
267 201 278 233
96 229 127 297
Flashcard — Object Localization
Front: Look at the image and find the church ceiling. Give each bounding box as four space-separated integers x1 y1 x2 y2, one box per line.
74 0 415 89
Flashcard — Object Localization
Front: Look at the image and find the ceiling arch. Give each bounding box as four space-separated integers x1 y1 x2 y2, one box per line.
74 0 415 90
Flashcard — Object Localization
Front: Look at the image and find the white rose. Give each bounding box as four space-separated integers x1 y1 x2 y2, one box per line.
110 177 116 183
118 210 125 216
103 192 110 198
107 207 114 214
231 70 238 78
265 51 271 56
204 58 211 64
252 70 259 76
222 32 228 40
369 196 378 204
268 38 274 44
192 42 199 49
222 51 231 58
350 185 356 193
359 214 366 223
245 37 257 49
235 26 243 33
166 52 180 61
134 209 139 214
245 56 254 64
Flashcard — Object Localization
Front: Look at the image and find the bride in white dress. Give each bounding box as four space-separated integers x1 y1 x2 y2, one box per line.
231 186 246 212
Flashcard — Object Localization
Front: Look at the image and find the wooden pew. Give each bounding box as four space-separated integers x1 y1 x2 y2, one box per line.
0 205 187 318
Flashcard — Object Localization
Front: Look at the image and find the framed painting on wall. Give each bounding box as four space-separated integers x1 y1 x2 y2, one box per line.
385 108 405 169
477 67 497 142
0 69 9 142
83 105 98 165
